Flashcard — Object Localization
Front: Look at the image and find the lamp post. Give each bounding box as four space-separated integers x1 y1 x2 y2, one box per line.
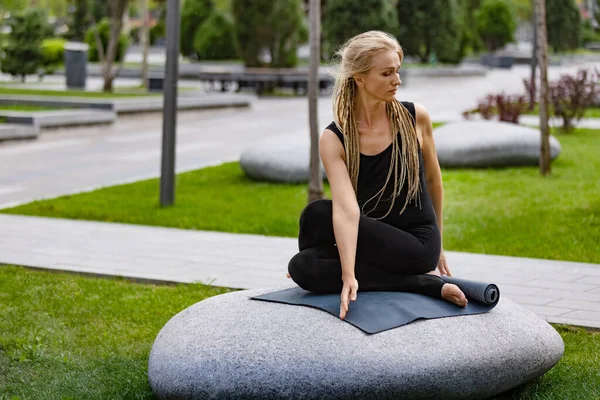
160 0 180 206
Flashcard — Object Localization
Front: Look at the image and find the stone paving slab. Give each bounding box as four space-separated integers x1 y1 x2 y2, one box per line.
0 213 598 329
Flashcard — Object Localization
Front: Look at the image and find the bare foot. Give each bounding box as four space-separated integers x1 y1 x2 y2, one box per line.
441 283 468 307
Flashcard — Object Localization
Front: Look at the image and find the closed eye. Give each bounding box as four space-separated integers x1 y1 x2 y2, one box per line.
383 68 401 77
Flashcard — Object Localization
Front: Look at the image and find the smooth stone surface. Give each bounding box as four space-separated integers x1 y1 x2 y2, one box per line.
148 285 564 400
434 120 562 167
240 134 327 183
240 120 563 183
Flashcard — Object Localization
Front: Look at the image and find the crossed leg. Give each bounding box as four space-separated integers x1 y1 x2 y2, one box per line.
288 199 448 299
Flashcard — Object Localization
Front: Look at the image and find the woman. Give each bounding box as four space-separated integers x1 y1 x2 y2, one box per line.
287 31 468 320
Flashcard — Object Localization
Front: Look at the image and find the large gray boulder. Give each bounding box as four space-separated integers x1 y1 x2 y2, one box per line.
148 285 564 400
240 135 327 183
434 120 562 168
240 120 562 183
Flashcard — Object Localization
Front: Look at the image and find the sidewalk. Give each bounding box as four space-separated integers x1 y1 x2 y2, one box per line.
1 213 599 329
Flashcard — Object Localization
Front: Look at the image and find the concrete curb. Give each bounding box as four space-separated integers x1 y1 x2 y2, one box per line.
0 123 39 141
0 109 116 128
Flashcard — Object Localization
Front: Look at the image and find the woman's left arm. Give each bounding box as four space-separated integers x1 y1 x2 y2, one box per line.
414 102 451 276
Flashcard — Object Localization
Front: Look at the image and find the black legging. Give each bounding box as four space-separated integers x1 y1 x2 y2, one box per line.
288 199 446 299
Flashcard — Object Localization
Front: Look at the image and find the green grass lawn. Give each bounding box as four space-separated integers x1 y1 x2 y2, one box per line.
0 104 61 112
2 125 598 264
0 264 597 399
523 105 600 119
0 87 156 98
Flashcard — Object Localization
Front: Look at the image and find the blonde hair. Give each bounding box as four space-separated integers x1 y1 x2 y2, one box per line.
330 30 422 220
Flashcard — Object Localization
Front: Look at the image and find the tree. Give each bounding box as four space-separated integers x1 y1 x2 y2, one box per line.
458 0 485 55
65 0 91 41
192 11 238 60
85 18 129 62
546 0 581 53
475 0 517 52
232 0 306 68
180 0 213 58
308 0 324 203
512 0 534 21
91 0 108 23
323 0 399 56
397 0 463 63
140 0 149 89
89 0 130 92
0 9 51 82
535 0 551 175
595 0 600 32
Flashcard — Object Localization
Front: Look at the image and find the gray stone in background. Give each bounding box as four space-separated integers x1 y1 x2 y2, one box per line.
148 286 564 400
240 134 327 183
434 120 562 168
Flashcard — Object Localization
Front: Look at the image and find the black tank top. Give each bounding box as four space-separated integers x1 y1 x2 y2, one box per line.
326 101 437 232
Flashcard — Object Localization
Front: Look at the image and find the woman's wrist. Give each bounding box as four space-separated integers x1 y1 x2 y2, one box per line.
342 272 355 280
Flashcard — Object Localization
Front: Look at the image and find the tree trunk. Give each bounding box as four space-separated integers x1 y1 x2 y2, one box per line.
308 0 324 203
140 0 149 89
103 73 115 91
536 0 551 175
97 0 129 92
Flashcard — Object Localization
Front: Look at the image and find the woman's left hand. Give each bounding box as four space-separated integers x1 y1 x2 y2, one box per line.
437 249 452 276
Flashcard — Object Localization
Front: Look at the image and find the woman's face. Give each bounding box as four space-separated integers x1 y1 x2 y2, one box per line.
356 49 402 101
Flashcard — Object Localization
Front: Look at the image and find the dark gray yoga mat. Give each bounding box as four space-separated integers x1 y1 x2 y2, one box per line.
250 276 500 334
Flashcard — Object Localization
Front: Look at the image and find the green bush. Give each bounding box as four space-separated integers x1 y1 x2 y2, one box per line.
581 20 600 46
149 21 165 45
581 21 600 47
474 0 516 52
546 0 581 53
41 38 66 69
129 26 140 44
192 11 238 60
84 18 129 63
180 0 214 57
0 8 52 81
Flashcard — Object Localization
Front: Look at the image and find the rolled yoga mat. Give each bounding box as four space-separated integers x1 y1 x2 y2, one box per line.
250 276 500 334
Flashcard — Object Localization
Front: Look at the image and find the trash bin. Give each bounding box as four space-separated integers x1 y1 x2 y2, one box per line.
148 73 164 92
64 42 89 89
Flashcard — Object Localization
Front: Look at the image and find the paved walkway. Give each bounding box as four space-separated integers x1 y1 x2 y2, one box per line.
1 213 599 329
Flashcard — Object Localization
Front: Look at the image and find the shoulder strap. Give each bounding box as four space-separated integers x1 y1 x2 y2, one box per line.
400 101 417 127
326 121 345 146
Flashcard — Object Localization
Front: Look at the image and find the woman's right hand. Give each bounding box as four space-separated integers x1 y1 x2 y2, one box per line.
340 276 359 320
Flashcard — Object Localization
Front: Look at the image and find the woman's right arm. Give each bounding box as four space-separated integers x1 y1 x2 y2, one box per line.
319 129 361 280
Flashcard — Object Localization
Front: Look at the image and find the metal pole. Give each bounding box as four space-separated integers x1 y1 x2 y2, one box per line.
529 0 538 110
140 0 150 89
160 0 180 206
